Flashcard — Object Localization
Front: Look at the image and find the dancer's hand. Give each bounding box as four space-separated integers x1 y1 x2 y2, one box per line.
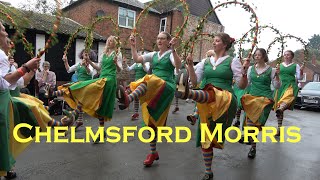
26 57 41 70
129 34 136 46
186 53 193 66
62 55 67 62
169 37 178 49
300 64 305 72
242 58 250 74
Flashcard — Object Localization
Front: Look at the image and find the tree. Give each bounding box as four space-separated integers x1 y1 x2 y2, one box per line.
227 44 236 57
308 34 320 51
17 0 72 14
146 0 181 13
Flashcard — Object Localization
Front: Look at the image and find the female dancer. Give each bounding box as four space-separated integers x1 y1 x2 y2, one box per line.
123 54 150 120
176 33 249 180
117 31 181 166
62 49 96 128
0 22 72 179
240 48 280 158
274 50 304 136
53 35 122 141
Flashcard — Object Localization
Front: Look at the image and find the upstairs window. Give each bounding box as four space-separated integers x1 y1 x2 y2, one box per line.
159 17 167 32
118 7 135 29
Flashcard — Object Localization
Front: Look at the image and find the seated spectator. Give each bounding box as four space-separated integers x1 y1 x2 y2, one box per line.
36 61 56 105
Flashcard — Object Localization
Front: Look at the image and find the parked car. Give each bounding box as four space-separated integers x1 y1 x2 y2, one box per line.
296 82 320 109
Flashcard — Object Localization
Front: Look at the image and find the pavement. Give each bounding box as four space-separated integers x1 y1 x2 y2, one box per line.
8 101 320 180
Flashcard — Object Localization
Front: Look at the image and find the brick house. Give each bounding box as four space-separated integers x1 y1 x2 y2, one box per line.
62 0 224 83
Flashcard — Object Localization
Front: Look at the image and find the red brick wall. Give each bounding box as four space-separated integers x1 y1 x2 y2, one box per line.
64 0 160 52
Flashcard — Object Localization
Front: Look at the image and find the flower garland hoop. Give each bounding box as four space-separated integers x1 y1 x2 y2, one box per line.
36 0 62 58
267 34 308 65
63 26 89 57
239 25 284 61
86 16 121 54
184 1 259 63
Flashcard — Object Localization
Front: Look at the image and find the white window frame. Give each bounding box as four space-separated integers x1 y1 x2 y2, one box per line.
118 7 136 29
159 17 167 32
313 74 320 82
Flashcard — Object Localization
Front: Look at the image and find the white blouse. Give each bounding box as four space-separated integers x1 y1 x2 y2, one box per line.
0 49 24 90
67 62 94 75
0 68 10 90
142 50 176 67
194 55 243 85
126 62 150 73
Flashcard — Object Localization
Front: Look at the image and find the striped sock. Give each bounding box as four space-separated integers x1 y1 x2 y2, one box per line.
48 118 62 126
77 110 84 123
175 97 179 108
279 103 288 112
188 90 209 103
236 109 241 122
193 106 199 119
277 112 283 129
202 147 213 175
246 119 257 149
128 83 147 103
48 117 73 127
149 131 157 154
52 90 63 97
134 99 139 114
98 118 104 127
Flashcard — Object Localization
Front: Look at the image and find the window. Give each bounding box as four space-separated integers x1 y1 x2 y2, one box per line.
314 74 320 82
159 17 167 32
118 7 136 29
96 10 105 17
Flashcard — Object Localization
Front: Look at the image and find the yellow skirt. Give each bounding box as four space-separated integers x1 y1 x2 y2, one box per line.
130 75 173 127
197 85 233 149
274 86 295 109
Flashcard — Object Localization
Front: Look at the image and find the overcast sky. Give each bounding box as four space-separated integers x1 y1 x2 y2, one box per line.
2 0 319 60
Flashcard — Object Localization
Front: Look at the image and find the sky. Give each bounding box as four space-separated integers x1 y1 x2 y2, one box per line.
1 0 319 60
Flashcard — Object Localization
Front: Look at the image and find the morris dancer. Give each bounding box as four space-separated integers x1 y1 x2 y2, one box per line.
274 50 304 136
117 32 181 166
240 48 280 158
176 33 249 180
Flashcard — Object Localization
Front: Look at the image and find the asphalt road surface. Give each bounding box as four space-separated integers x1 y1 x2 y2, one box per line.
9 101 320 180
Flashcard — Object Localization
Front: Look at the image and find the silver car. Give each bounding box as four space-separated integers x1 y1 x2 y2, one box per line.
300 82 320 108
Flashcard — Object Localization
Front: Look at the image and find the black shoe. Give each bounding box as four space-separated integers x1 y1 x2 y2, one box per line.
202 173 213 180
248 147 256 159
187 115 197 125
5 170 17 179
275 108 282 118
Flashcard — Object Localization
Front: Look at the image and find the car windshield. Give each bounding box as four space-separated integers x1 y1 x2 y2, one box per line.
303 83 320 90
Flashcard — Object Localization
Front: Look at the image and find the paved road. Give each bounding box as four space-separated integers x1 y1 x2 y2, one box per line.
9 101 320 180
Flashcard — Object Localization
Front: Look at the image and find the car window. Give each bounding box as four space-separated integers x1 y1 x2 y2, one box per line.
303 83 320 90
